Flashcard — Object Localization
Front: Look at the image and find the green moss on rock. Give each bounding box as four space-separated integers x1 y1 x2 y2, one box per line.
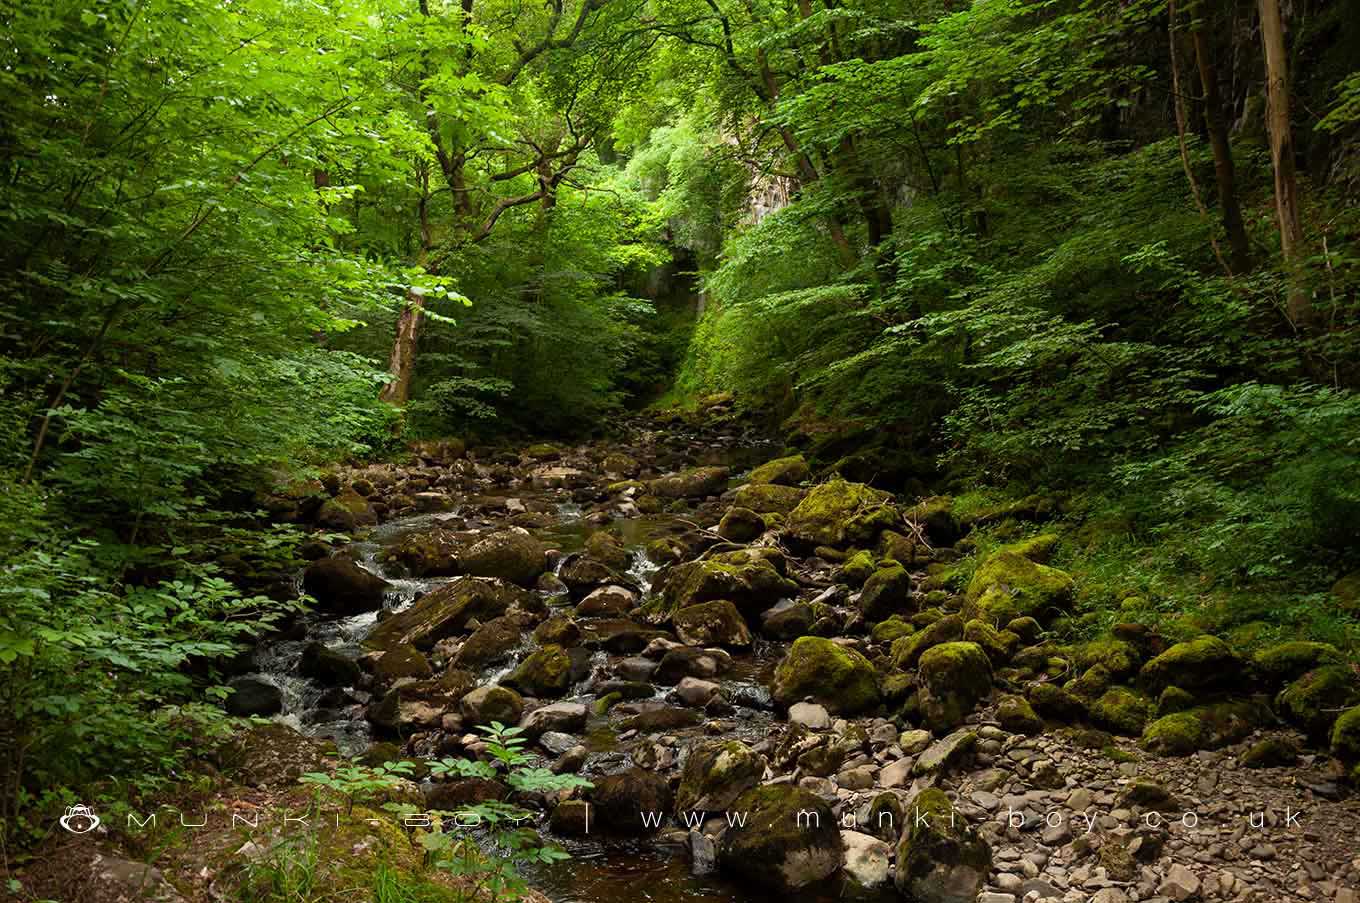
1276 665 1360 740
1090 686 1152 736
733 482 808 514
859 562 912 622
748 455 810 486
773 637 880 715
503 644 572 698
965 551 1073 623
1138 635 1237 694
1253 642 1342 683
918 642 993 732
894 787 991 903
786 479 897 549
890 614 963 670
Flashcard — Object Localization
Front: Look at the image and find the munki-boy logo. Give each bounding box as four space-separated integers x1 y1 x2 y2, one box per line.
59 804 101 834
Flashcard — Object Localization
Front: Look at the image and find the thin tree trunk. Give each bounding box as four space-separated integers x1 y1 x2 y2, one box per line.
1257 0 1311 327
1191 27 1251 274
379 289 424 405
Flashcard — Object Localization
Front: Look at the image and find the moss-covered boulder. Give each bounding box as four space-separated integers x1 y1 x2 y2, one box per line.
748 455 810 486
374 580 533 652
675 739 763 812
772 637 880 715
303 556 390 616
1276 665 1360 740
839 550 876 587
890 614 963 670
879 530 928 567
918 642 993 732
1072 637 1141 680
763 602 815 640
963 619 1018 665
1239 736 1299 768
452 615 527 670
718 506 765 542
647 466 730 499
871 615 914 644
1090 686 1153 736
503 644 572 698
894 787 991 903
459 685 524 726
315 487 377 530
996 694 1043 734
1027 682 1087 722
673 600 753 648
1138 635 1238 694
965 551 1073 623
1330 705 1360 769
785 479 898 549
859 563 912 622
372 643 433 684
658 556 796 616
1252 642 1343 683
455 529 546 587
718 785 843 891
733 482 807 514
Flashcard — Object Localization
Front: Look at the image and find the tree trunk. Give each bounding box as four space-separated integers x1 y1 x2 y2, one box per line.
1191 27 1251 275
1257 0 1311 327
379 289 424 405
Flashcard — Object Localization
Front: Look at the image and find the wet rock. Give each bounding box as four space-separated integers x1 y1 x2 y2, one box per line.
585 619 667 654
788 701 831 730
520 702 588 738
302 557 390 616
550 799 592 835
747 455 810 486
676 739 763 811
366 671 473 733
382 528 463 576
718 785 843 891
315 488 376 530
894 787 991 903
299 642 360 686
615 656 659 682
372 643 433 684
690 829 717 876
772 637 880 715
617 706 703 732
675 677 722 707
575 585 637 618
225 676 282 716
647 466 730 499
655 647 730 685
452 615 525 669
459 685 524 726
552 745 589 774
785 479 897 550
589 768 673 834
672 600 752 648
559 555 627 598
456 528 546 586
585 531 632 570
364 577 536 651
533 615 581 647
917 641 992 732
503 644 573 698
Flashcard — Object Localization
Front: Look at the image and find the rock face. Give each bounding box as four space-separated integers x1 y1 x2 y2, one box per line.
674 739 763 812
365 578 533 651
647 466 730 499
303 557 390 615
894 787 991 903
784 479 897 549
455 529 546 586
672 600 752 648
918 641 993 732
772 637 880 715
717 785 843 891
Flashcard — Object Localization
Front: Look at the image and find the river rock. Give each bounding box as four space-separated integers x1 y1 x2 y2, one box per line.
659 555 796 616
717 506 765 542
459 685 524 726
302 556 390 615
859 562 912 622
894 787 990 903
520 702 588 738
503 644 573 698
588 767 673 834
772 637 880 715
672 600 752 648
364 577 536 651
647 466 730 499
455 528 546 586
784 479 897 549
675 739 763 811
917 641 992 731
747 454 810 486
225 676 282 716
575 585 638 617
840 830 891 892
717 785 843 891
733 482 807 514
965 550 1073 623
299 642 360 686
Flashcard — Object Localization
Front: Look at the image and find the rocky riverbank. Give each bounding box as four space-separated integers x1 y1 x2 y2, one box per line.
25 412 1360 903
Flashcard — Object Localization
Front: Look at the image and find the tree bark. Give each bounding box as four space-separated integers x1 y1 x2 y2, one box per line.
1257 0 1311 327
379 289 424 405
1191 27 1251 275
